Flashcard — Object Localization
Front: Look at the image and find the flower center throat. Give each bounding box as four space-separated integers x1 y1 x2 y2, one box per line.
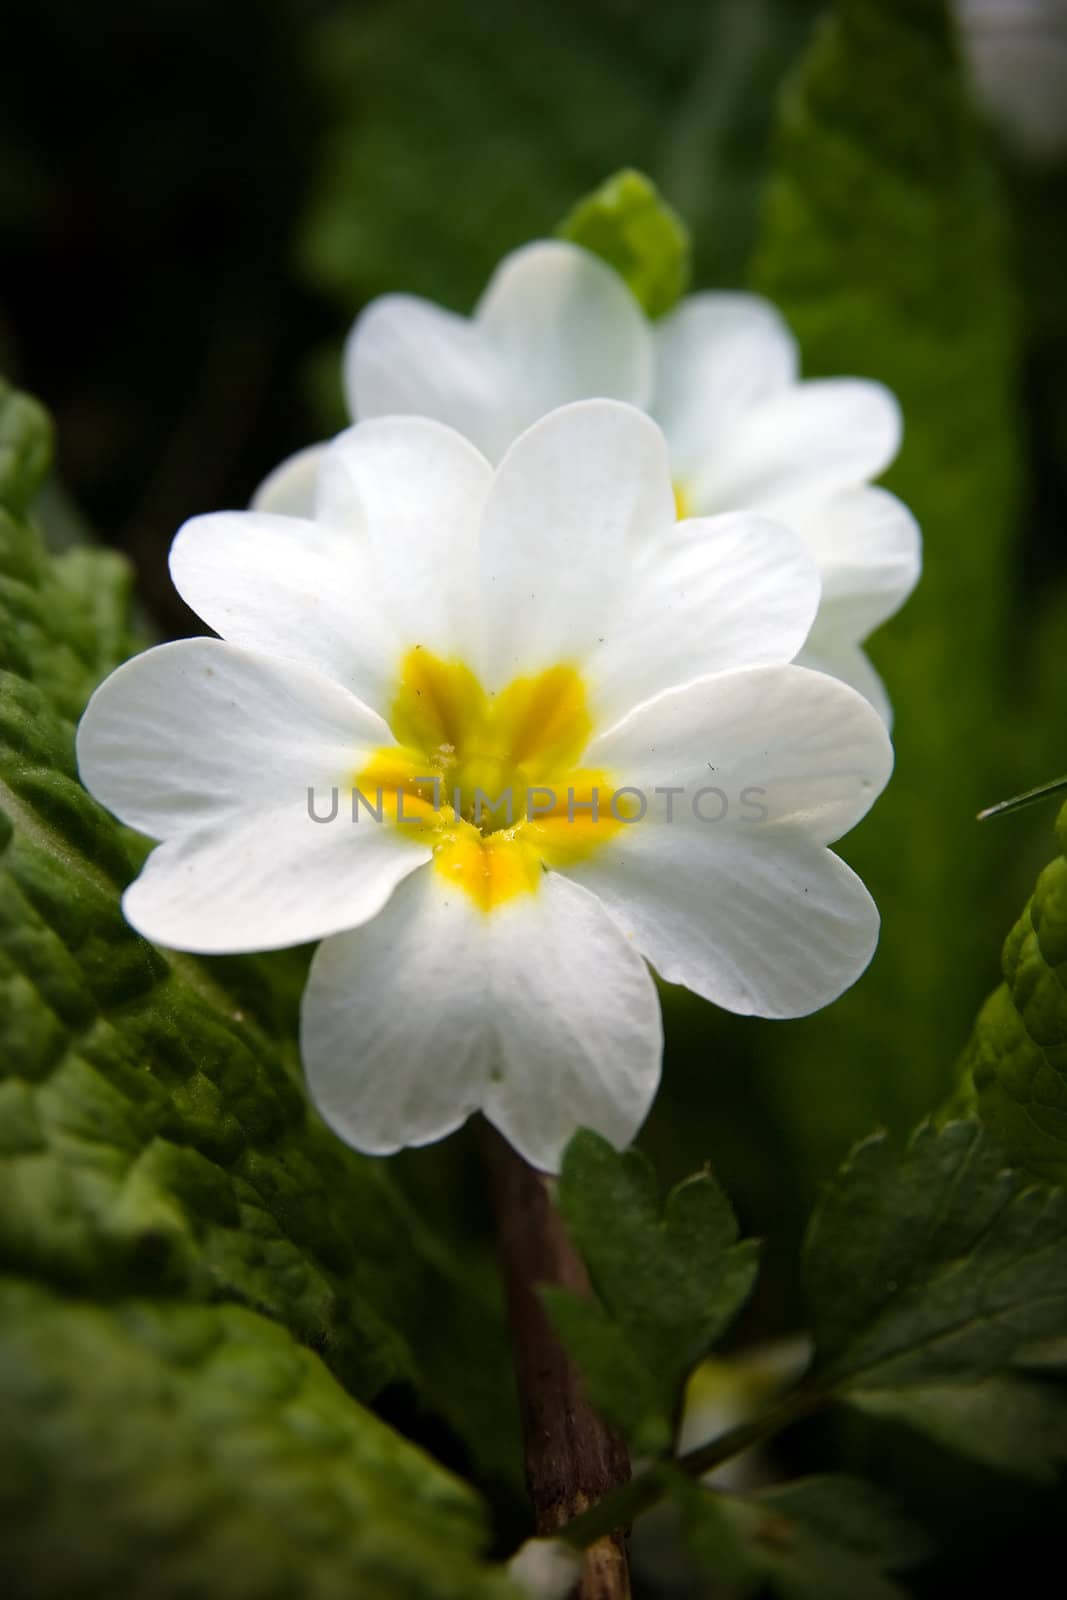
356 648 628 910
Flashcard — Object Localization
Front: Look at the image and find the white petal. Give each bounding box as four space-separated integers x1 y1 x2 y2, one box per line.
481 874 662 1169
76 638 392 837
588 664 893 846
301 868 662 1172
124 805 428 954
574 831 880 1019
302 869 488 1157
315 416 491 671
250 443 327 517
591 513 819 727
568 666 893 1018
345 241 652 464
477 400 676 687
171 508 396 710
653 293 797 480
346 296 508 459
476 240 653 436
796 485 921 641
797 639 893 727
75 640 429 955
687 379 902 520
170 418 491 712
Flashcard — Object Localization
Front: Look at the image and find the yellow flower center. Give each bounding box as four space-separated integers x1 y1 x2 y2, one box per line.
356 648 634 912
673 481 690 520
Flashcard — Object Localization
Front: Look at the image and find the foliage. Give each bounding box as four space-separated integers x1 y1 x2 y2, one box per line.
0 1279 519 1600
743 0 1034 1171
557 169 690 318
553 1115 1067 1586
0 379 518 1592
544 1131 757 1453
803 1118 1067 1411
962 802 1067 1184
676 1474 927 1600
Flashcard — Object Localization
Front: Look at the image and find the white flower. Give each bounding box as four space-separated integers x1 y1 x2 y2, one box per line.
79 401 891 1173
507 1539 582 1600
953 0 1067 160
258 242 920 723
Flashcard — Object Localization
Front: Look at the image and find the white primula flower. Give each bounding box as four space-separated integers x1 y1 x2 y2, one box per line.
257 241 920 724
79 401 892 1173
507 1538 582 1600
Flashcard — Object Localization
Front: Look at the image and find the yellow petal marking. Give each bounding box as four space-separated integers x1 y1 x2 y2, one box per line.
354 648 632 911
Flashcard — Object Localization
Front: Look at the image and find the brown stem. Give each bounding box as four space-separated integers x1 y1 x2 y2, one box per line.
485 1124 632 1600
558 1385 826 1551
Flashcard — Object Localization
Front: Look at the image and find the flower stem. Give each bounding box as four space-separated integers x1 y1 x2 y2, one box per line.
557 1386 826 1551
484 1125 633 1600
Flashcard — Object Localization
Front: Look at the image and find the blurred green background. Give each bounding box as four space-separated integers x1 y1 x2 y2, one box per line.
3 0 1067 1552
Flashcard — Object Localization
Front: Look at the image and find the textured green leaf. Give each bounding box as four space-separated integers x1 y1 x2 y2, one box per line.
747 0 1029 1168
803 1114 1067 1476
556 168 689 317
962 802 1067 1183
675 1474 926 1600
547 1130 758 1449
0 380 516 1472
0 382 141 720
0 1277 519 1600
0 384 51 516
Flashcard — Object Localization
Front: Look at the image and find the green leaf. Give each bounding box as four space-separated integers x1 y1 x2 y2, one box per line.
803 1115 1067 1478
806 1118 1067 1384
849 1374 1067 1485
0 1277 519 1600
556 168 689 317
546 1130 759 1450
0 383 141 721
541 1288 669 1455
962 802 1067 1184
0 384 52 517
0 380 517 1476
746 0 1032 1171
675 1473 927 1600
